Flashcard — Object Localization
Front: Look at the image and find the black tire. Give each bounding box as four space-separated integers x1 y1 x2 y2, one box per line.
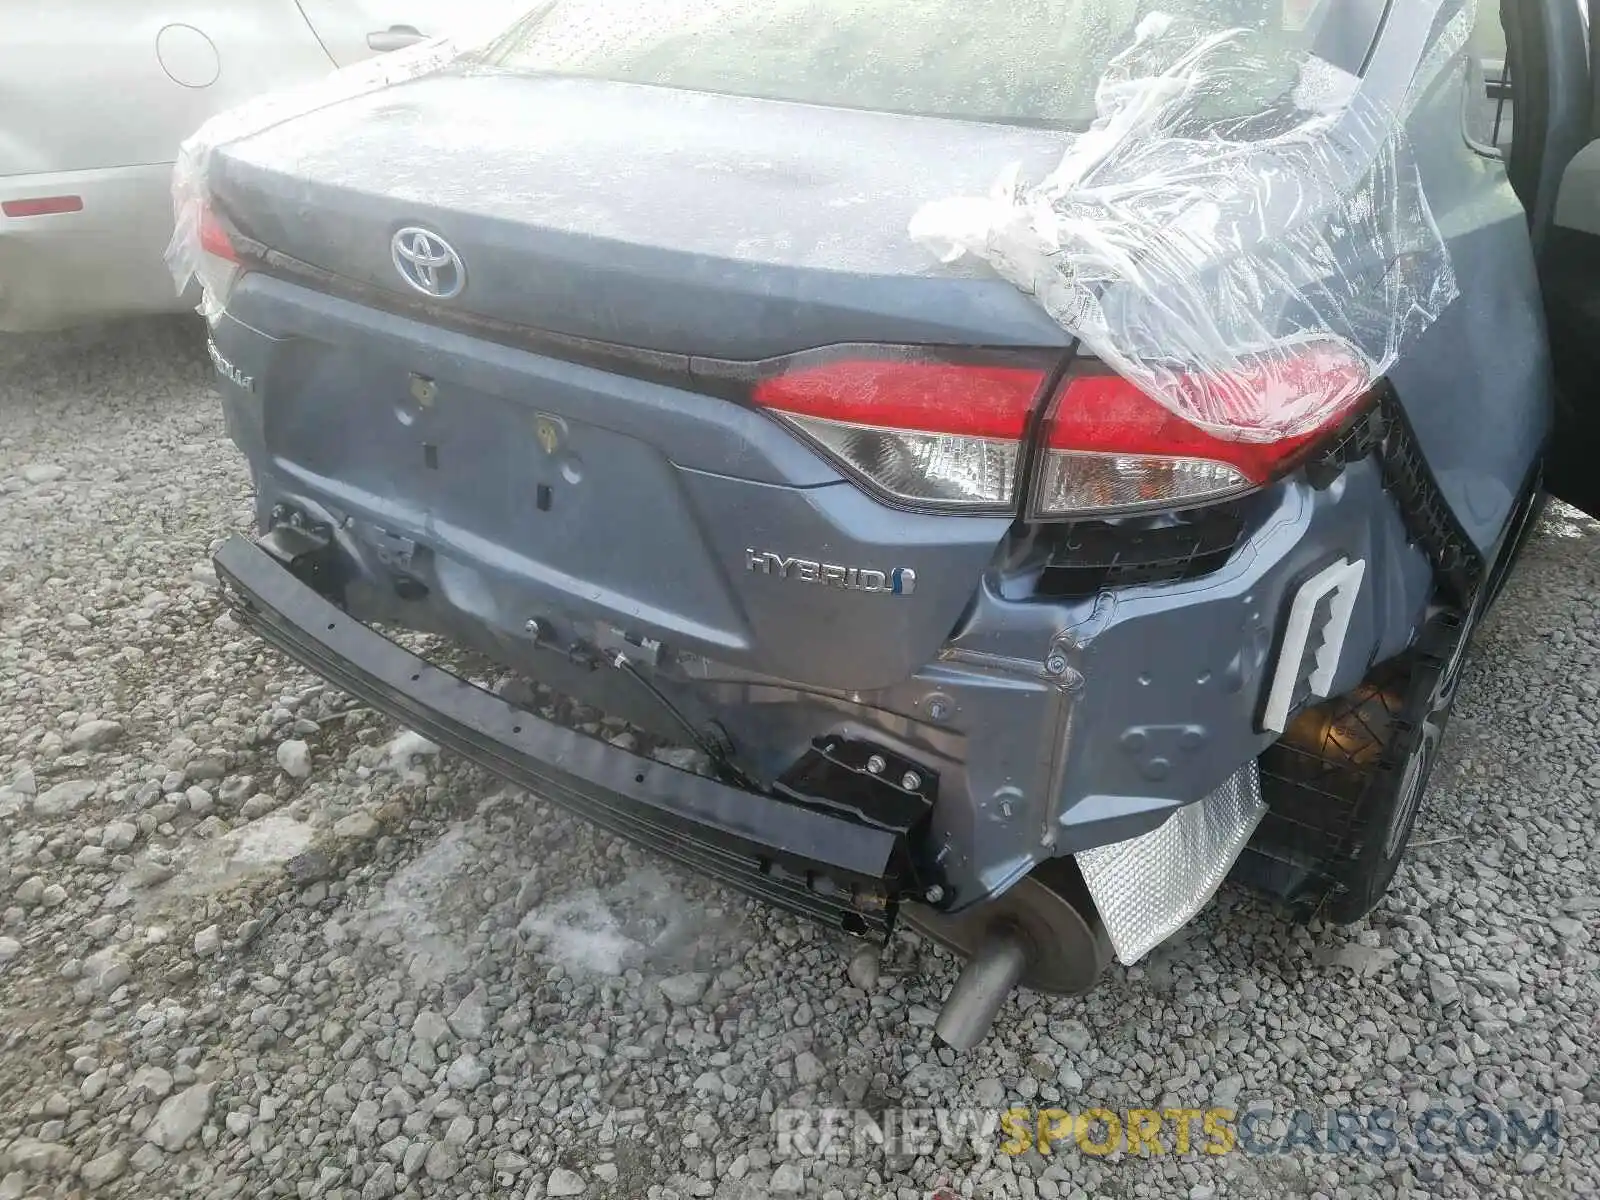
1250 606 1471 924
1326 605 1473 922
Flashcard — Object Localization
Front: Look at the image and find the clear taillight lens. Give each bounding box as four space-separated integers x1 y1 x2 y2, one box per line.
1036 451 1251 515
753 359 1049 511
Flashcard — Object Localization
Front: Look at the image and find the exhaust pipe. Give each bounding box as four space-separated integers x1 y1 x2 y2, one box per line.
933 923 1032 1051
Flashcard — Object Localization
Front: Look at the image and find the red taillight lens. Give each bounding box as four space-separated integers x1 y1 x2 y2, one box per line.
753 358 1049 509
198 203 240 263
1034 347 1370 517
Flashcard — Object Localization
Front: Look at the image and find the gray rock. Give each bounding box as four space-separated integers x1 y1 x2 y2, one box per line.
81 947 130 993
794 1051 825 1086
21 463 66 484
129 1144 166 1173
1053 1020 1092 1054
193 924 222 957
1551 915 1585 939
144 1081 216 1151
10 877 41 907
275 739 313 779
1480 968 1522 995
239 793 279 820
68 719 124 751
658 972 711 1006
80 1150 127 1187
0 937 20 963
412 1009 450 1045
846 944 880 991
5 1139 70 1173
32 779 96 817
446 1053 487 1090
362 1163 397 1199
129 1066 175 1100
333 810 380 840
1428 968 1462 1006
422 1142 459 1181
101 820 139 850
769 1163 804 1193
448 983 488 1040
547 1167 587 1196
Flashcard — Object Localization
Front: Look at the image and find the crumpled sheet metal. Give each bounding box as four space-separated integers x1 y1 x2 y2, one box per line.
165 16 518 318
911 2 1478 443
1076 762 1265 965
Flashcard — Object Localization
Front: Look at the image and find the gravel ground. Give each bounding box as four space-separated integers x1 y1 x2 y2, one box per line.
0 318 1597 1200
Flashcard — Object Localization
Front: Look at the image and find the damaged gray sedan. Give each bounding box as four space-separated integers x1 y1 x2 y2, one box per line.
172 0 1600 1046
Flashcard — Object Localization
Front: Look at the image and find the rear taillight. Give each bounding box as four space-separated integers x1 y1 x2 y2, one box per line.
189 199 244 317
1033 346 1370 517
751 345 1369 517
198 203 240 263
753 358 1050 510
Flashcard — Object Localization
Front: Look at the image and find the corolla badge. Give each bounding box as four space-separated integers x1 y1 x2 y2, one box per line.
746 549 916 596
206 337 254 391
391 227 465 299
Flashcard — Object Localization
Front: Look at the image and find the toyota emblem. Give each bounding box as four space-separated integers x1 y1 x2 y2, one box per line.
391 226 465 299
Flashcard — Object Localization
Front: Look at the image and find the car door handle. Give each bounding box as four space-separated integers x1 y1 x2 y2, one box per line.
367 25 426 51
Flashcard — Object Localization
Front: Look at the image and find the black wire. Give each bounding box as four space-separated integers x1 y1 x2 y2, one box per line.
609 653 757 790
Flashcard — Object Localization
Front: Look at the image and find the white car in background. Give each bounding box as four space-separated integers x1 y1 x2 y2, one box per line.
0 0 524 332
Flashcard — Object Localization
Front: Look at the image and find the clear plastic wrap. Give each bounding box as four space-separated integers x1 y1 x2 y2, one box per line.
910 3 1478 443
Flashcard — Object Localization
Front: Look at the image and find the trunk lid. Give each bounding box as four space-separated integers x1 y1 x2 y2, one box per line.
207 70 1074 356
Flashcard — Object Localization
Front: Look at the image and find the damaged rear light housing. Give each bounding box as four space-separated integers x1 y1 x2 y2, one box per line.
190 198 245 316
1033 346 1373 518
199 202 240 263
753 356 1050 511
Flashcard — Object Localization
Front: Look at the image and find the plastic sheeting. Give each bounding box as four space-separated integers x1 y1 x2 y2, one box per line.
911 2 1478 443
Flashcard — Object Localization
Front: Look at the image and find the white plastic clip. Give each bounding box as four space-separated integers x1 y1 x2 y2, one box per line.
1262 557 1367 734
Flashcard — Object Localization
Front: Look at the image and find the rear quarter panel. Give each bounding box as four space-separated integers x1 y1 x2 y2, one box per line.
1383 40 1554 553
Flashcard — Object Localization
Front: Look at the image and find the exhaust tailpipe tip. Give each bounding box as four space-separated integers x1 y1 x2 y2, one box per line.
933 923 1032 1052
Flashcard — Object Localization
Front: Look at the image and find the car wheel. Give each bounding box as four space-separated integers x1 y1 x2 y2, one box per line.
1324 601 1474 922
1246 475 1543 921
1248 603 1472 925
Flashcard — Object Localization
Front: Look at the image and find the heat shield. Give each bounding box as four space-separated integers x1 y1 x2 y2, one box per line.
1076 762 1266 965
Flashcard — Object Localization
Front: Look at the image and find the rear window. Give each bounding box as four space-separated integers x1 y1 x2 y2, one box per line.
490 0 1339 127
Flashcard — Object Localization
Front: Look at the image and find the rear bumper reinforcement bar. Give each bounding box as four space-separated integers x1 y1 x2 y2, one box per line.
213 535 903 939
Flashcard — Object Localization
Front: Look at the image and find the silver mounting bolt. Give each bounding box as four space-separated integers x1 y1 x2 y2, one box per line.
1044 652 1069 676
923 884 946 905
523 618 545 642
901 770 921 791
928 699 950 721
865 754 887 776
